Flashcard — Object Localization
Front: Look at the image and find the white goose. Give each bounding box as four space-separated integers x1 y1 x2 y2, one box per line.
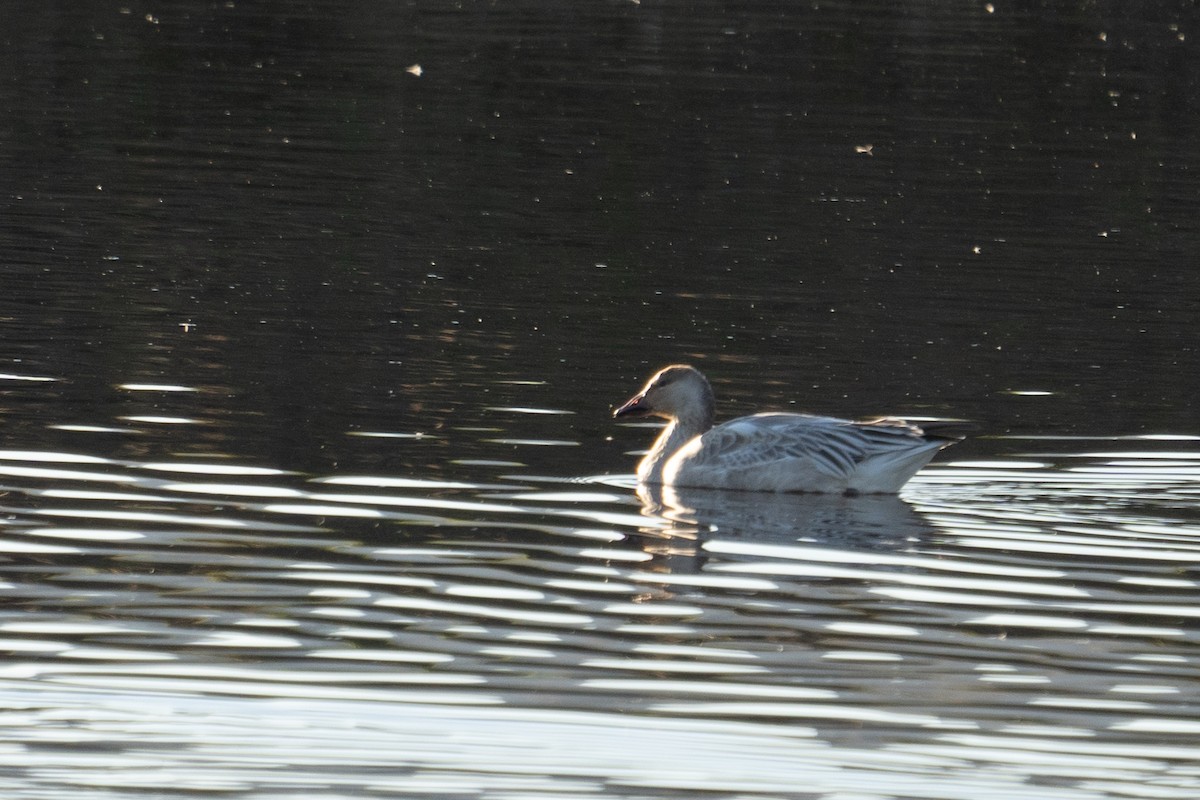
613 364 963 494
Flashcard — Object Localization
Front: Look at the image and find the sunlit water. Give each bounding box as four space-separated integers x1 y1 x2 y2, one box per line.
0 378 1197 799
3 1 1199 798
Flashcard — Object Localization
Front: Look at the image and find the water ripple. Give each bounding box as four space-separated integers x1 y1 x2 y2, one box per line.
0 444 1197 798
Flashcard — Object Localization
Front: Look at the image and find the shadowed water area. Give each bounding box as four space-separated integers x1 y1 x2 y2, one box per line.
0 1 1198 798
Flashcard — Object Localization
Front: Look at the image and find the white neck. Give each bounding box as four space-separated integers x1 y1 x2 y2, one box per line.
637 413 711 484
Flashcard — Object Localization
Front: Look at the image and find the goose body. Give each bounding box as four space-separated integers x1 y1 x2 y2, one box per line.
613 365 961 494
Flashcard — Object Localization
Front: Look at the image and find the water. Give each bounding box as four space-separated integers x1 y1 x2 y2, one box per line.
0 441 1198 798
1 1 1199 798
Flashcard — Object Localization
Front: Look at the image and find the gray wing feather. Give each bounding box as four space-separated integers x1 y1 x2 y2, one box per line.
689 413 934 480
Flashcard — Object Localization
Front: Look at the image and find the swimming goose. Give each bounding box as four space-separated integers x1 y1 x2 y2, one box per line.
613 365 963 494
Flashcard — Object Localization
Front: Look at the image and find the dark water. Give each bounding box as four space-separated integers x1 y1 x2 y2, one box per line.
1 2 1199 798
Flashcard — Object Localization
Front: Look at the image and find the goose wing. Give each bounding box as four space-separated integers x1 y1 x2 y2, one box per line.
686 413 934 480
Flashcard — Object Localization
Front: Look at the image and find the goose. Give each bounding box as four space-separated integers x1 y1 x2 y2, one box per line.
612 364 964 494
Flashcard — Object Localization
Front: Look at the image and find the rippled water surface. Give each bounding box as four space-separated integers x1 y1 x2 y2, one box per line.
2 0 1199 798
0 418 1198 799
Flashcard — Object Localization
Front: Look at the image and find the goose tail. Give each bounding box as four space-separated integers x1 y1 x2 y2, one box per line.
915 419 976 445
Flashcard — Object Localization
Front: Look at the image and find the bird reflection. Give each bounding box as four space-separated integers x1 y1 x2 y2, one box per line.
634 483 936 573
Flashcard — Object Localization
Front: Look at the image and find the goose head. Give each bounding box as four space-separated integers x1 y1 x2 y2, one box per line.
613 364 716 428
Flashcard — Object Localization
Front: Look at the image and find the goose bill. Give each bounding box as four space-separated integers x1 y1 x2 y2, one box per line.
613 395 650 418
